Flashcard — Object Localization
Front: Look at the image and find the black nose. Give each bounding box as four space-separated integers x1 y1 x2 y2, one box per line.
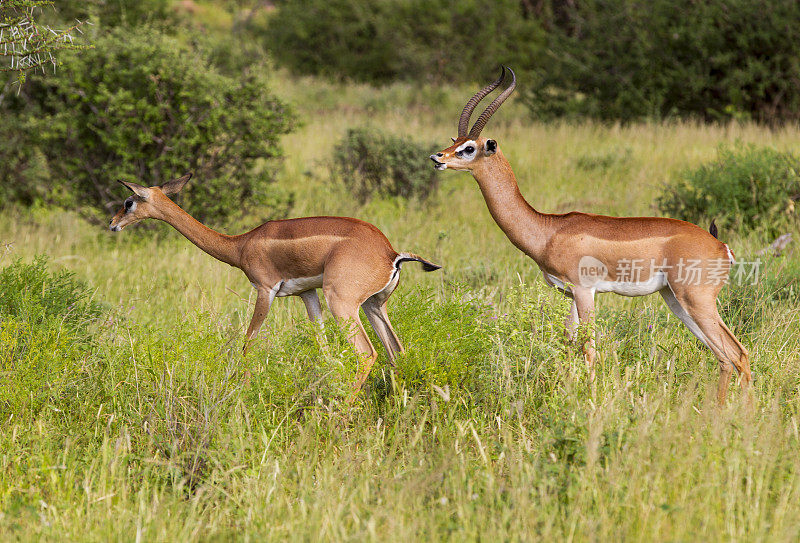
436 153 443 157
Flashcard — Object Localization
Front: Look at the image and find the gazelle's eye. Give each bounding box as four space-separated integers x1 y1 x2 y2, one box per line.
124 200 134 211
464 146 475 154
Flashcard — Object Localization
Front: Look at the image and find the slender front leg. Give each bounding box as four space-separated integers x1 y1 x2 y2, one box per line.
299 289 323 322
299 289 329 354
243 286 275 355
572 287 597 381
564 298 579 343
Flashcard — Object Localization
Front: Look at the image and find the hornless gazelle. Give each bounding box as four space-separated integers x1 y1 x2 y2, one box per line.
430 67 752 404
109 174 440 395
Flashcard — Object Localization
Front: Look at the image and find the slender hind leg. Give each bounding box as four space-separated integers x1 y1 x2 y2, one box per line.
379 302 404 355
660 286 751 404
324 288 377 398
362 295 404 363
321 247 398 400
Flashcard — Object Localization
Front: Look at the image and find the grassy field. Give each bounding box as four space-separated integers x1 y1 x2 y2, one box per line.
2 74 800 541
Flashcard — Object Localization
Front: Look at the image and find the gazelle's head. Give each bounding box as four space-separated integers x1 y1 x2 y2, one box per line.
109 173 192 231
430 67 516 172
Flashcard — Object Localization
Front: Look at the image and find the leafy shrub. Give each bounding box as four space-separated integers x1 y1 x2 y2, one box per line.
2 26 294 225
524 0 800 124
265 0 395 83
0 255 104 334
0 256 106 416
242 288 497 406
657 145 800 237
0 125 51 207
718 253 800 339
388 290 495 398
52 0 174 28
263 0 544 84
332 128 439 203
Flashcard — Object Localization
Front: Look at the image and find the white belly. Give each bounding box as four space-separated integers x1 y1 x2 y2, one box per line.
595 271 668 296
543 271 668 297
274 274 324 297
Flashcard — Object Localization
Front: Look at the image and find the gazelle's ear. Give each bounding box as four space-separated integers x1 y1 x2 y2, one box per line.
160 173 192 196
484 139 498 156
451 137 457 143
118 180 151 199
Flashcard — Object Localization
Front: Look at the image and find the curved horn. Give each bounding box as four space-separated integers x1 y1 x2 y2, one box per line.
468 67 516 140
457 67 505 138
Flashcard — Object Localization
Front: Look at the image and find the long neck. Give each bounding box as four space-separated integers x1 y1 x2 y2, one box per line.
470 150 555 262
155 197 242 268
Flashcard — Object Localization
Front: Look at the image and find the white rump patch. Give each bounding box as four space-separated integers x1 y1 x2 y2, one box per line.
724 244 735 264
368 262 402 306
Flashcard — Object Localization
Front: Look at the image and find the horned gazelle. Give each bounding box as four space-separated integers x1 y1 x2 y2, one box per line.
109 174 440 395
430 67 752 404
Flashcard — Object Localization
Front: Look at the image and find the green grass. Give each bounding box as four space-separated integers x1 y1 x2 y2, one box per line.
2 74 800 540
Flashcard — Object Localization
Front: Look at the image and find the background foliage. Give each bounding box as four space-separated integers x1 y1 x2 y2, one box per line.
523 0 800 123
263 0 800 124
263 0 544 85
658 145 800 237
3 0 800 220
2 2 800 539
1 25 293 224
332 128 439 203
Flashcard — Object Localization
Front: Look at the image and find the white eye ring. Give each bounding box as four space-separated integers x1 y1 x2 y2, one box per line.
455 140 477 158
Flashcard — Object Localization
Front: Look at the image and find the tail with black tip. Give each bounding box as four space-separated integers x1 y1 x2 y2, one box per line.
709 219 718 239
709 218 736 263
395 252 441 272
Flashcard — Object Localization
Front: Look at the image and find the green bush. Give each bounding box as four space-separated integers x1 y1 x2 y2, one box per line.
265 0 394 83
263 0 544 84
1 26 294 225
719 255 800 339
524 0 800 123
388 290 495 397
0 255 104 334
0 126 51 208
52 0 174 28
332 128 439 203
657 145 800 237
0 256 106 416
